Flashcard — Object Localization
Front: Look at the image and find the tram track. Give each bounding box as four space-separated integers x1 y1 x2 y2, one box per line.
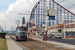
18 38 45 50
26 42 46 50
8 35 73 50
19 41 46 50
18 38 71 50
19 42 33 50
18 38 46 50
28 38 71 50
29 40 71 50
28 40 60 50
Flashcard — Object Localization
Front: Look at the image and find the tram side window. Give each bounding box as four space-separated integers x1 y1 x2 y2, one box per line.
13 32 16 36
25 31 27 35
16 30 19 36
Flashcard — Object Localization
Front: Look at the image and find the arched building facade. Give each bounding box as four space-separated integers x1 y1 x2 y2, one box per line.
30 0 75 27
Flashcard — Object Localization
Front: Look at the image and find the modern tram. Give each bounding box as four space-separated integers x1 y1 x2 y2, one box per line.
11 26 27 41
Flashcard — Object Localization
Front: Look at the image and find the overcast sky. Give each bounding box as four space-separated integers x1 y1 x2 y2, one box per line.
0 0 75 31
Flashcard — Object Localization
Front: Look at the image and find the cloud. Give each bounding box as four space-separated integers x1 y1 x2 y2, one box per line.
6 0 39 20
0 0 39 30
0 0 75 30
0 13 6 20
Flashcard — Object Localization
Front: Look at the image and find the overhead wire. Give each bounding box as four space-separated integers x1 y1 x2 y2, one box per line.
67 4 75 9
59 0 64 4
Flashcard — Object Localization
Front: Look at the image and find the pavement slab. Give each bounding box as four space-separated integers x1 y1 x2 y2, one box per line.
5 35 22 50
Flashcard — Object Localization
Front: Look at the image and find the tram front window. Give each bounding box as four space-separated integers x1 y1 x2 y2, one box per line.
20 32 25 36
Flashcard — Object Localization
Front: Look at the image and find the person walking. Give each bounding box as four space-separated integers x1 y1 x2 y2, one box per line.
43 33 45 41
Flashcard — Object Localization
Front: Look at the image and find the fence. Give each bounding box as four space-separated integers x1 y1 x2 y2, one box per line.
0 33 6 38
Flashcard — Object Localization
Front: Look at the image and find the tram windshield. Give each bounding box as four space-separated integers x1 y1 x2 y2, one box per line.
17 27 27 31
19 28 25 31
16 26 27 36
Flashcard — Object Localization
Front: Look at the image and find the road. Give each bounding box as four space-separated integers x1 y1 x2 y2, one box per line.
14 38 72 50
47 38 75 45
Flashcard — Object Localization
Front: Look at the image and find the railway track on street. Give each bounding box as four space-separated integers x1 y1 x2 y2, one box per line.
18 38 71 50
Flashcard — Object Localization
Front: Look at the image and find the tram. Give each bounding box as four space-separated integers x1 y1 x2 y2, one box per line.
11 26 27 41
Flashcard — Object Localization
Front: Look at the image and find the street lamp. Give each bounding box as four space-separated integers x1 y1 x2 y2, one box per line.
15 20 20 27
64 23 65 38
18 11 31 27
45 0 56 41
45 0 48 41
5 22 6 32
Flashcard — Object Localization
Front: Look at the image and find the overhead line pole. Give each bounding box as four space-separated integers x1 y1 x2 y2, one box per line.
45 0 47 41
5 23 6 32
15 20 20 27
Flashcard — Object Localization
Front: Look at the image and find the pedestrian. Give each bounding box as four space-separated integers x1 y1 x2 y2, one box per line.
43 34 45 41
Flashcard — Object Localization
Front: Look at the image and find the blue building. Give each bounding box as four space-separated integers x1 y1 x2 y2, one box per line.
5 31 10 34
30 0 75 27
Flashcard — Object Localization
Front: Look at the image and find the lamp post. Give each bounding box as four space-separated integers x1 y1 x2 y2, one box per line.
5 23 6 32
42 24 45 32
45 0 48 41
11 26 13 34
64 23 65 39
15 20 20 27
45 0 56 41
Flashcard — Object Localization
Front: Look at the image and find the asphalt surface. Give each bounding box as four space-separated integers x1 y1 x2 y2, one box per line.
47 38 75 45
18 38 72 50
12 38 70 50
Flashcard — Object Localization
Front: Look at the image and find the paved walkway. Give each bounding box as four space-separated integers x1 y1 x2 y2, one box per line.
5 35 22 50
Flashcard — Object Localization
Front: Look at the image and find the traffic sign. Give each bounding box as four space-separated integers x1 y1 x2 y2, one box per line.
31 23 34 26
33 26 36 29
48 16 55 20
59 20 64 24
42 24 45 27
42 27 45 28
48 8 56 16
42 24 45 28
31 19 35 23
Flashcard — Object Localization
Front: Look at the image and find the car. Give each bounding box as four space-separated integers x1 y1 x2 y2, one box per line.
67 34 72 36
55 34 62 39
36 33 40 36
43 34 52 41
43 34 52 38
47 34 52 38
